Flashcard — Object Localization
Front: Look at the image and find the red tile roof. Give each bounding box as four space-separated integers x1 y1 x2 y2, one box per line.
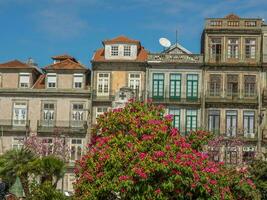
103 35 140 46
0 60 34 69
33 74 46 89
51 54 77 62
93 46 148 62
44 58 87 70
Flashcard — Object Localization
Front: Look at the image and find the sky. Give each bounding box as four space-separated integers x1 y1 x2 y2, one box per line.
0 0 267 68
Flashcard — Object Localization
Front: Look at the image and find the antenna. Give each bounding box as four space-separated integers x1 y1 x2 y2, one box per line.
175 30 178 45
159 38 171 48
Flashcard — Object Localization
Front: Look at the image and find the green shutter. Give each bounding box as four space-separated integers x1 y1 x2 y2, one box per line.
169 108 180 129
169 74 181 100
186 109 197 134
152 73 164 99
186 74 198 100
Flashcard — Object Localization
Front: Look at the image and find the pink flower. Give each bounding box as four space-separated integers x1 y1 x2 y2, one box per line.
155 188 161 194
139 152 147 160
119 175 130 181
134 168 148 179
154 151 165 158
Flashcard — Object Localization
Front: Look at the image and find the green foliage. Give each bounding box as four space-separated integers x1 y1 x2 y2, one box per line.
74 101 259 200
28 181 70 200
249 160 267 199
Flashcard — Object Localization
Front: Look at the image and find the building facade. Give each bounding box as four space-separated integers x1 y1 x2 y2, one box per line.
91 36 147 124
0 55 91 193
147 44 203 134
202 14 264 164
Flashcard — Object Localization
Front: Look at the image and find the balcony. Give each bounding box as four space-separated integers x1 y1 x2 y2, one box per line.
148 91 201 105
0 120 30 135
148 53 203 64
37 120 88 135
206 89 258 104
206 53 260 66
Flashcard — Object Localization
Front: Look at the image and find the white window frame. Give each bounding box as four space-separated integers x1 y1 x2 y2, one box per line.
71 103 85 127
111 45 119 56
12 137 24 150
128 73 141 95
67 174 76 192
245 38 256 59
19 73 30 88
70 138 83 162
97 73 110 96
73 73 84 89
42 102 55 127
123 45 131 56
13 102 27 126
243 111 255 137
227 38 239 59
96 107 108 119
47 73 57 88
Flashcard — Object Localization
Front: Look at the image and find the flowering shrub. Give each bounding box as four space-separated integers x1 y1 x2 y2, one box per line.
74 101 259 199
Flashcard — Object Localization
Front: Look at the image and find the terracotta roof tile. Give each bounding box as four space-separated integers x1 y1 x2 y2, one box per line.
44 59 87 70
33 74 46 89
0 60 34 69
103 35 140 45
93 46 148 62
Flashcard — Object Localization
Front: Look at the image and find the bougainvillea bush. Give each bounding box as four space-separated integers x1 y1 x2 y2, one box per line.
74 101 260 200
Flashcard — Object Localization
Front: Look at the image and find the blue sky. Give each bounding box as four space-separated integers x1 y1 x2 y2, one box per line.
0 0 266 68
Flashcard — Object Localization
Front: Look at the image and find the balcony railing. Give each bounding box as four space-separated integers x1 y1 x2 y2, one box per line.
37 120 87 134
206 53 260 65
148 53 203 64
92 89 146 102
148 91 201 104
0 120 30 132
206 89 257 103
205 19 262 29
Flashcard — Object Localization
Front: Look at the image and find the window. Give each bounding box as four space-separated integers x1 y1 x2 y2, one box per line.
111 46 119 56
97 73 110 96
208 110 220 133
96 107 108 119
208 147 220 162
245 39 256 59
128 73 141 95
169 74 181 99
68 174 76 192
12 137 24 149
73 74 83 89
227 38 239 59
186 109 197 133
71 104 85 127
227 75 238 96
0 73 2 87
243 111 255 137
169 108 180 129
47 73 57 88
209 74 221 96
42 103 55 127
245 21 257 27
152 73 164 99
123 45 131 56
244 75 256 96
186 74 198 100
225 147 237 164
242 146 255 163
227 21 239 27
13 102 27 126
210 20 222 26
226 110 237 137
70 138 82 161
19 73 30 88
210 38 222 61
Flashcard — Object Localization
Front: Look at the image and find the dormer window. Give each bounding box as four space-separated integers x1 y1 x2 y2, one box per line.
73 74 83 89
47 73 57 88
123 45 131 56
19 73 30 88
111 46 119 56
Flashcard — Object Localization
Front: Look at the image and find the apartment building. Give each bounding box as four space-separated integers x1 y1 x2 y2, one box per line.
0 55 91 193
202 14 264 164
147 43 203 134
91 36 147 124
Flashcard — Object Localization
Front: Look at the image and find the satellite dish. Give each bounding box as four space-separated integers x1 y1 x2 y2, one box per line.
159 38 171 48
